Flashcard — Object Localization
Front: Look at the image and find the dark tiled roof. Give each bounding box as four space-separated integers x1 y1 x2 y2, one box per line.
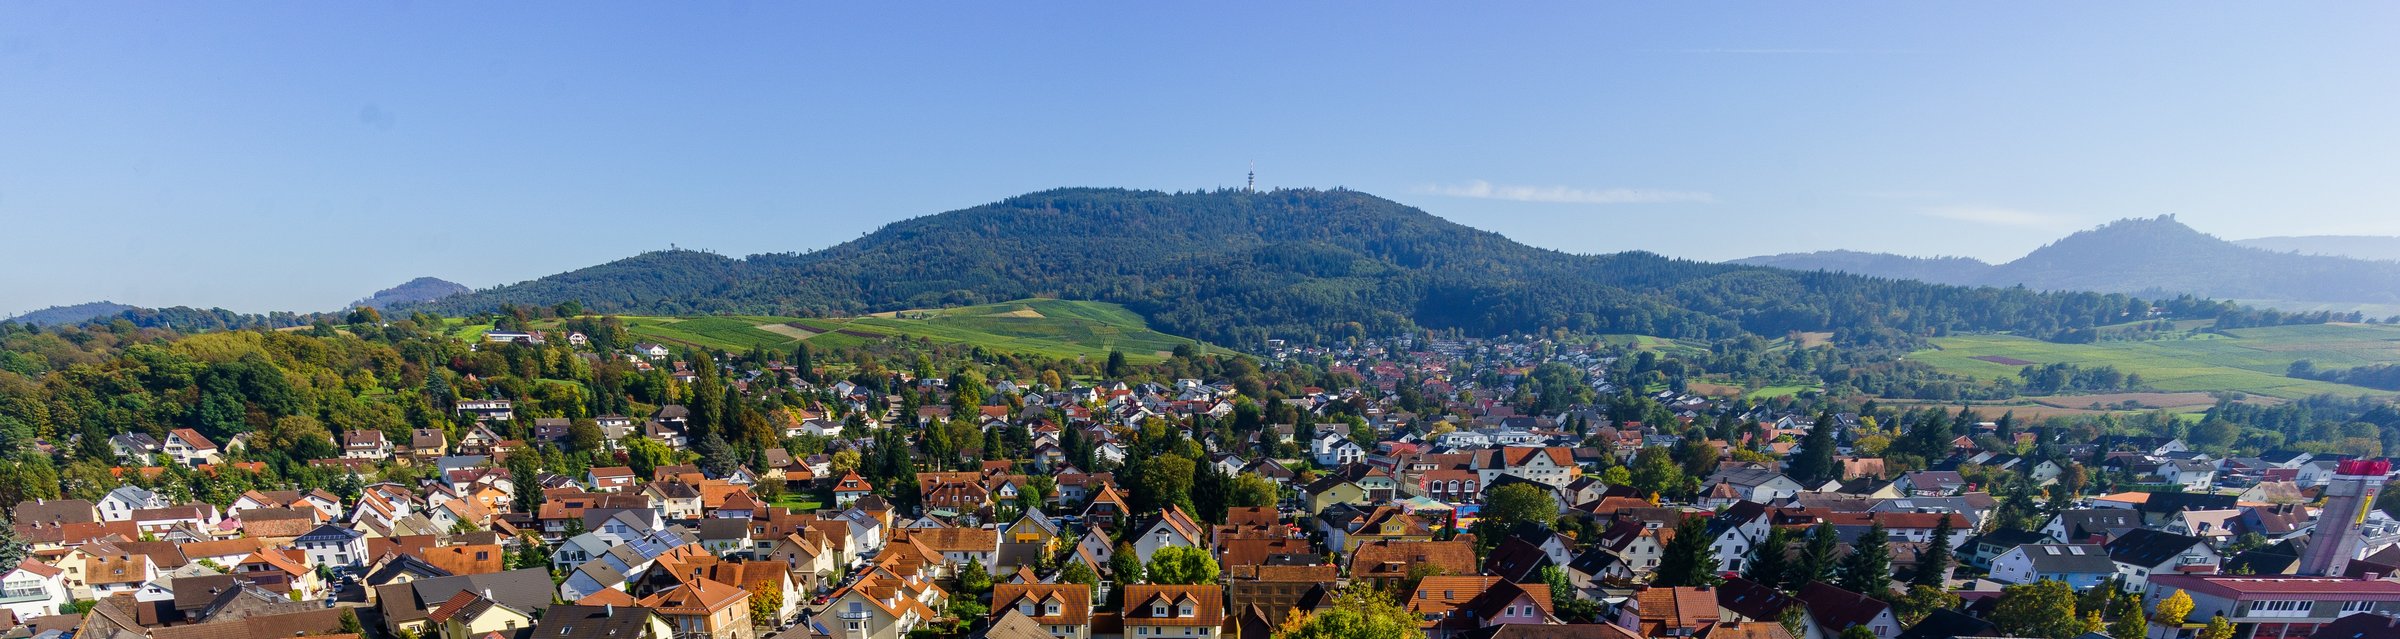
540 605 666 639
2104 529 2209 567
1798 581 1889 631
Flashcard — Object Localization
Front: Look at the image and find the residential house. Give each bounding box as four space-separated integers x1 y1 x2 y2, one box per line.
1226 564 1336 627
1428 580 1555 638
589 466 637 493
1797 582 1900 639
2105 529 2221 592
1349 540 1478 591
373 568 555 638
0 560 69 620
1614 585 1719 639
2043 510 2144 544
1893 471 1965 497
2160 460 2219 491
344 430 392 459
1473 447 1581 489
294 523 368 569
1132 506 1207 564
407 428 449 461
1700 467 1806 507
429 590 535 639
79 548 157 599
826 567 945 639
163 429 222 467
834 471 875 506
97 486 168 522
234 548 322 599
1988 544 2116 590
1121 584 1225 639
1312 433 1365 466
455 399 515 422
639 577 754 639
539 604 676 639
992 582 1094 639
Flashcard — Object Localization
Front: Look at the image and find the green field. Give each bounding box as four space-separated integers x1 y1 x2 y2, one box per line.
841 299 1212 363
1909 323 2400 399
1747 384 1819 399
507 299 1211 363
1601 334 1713 357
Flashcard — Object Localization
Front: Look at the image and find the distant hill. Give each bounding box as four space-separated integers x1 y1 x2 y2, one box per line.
418 187 2169 346
6 301 139 326
2236 235 2400 262
1733 216 2400 308
354 277 470 310
1734 251 1993 285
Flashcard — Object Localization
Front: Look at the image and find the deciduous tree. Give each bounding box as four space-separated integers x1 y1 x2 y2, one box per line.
1991 579 2081 639
1145 546 1220 585
1274 587 1426 639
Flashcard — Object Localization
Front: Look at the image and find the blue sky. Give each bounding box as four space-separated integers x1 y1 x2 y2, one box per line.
3 2 2396 314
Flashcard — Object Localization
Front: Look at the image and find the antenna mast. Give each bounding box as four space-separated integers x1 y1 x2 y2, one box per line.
1246 161 1256 192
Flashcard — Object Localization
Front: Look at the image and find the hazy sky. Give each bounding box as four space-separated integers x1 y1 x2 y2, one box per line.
4 2 2396 315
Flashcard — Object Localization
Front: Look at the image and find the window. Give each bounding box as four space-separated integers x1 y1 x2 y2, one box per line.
2248 600 2312 618
2341 600 2376 616
1154 605 1168 616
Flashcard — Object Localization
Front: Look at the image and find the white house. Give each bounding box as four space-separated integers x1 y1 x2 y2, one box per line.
1131 507 1206 564
294 523 368 569
162 429 222 467
1475 447 1580 489
2104 529 2221 592
1988 544 2117 590
97 487 167 522
0 560 69 620
1312 433 1364 466
2158 460 2218 491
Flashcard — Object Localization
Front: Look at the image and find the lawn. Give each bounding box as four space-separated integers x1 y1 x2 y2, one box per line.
1908 323 2400 399
767 494 823 511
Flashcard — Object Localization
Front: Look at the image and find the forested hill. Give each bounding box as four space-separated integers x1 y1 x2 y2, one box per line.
1734 251 1993 286
420 188 2172 346
353 277 470 310
1737 216 2400 308
5 302 138 327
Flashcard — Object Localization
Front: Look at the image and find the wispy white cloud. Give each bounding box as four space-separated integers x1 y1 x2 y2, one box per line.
1919 205 2082 230
1421 180 1716 205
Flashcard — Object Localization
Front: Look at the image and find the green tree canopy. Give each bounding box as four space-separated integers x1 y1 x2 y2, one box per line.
1991 580 2082 639
1273 586 1426 639
1653 516 1721 587
1145 546 1221 585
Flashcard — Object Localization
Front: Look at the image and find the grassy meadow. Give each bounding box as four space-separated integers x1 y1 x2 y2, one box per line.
1909 323 2400 399
460 298 1211 364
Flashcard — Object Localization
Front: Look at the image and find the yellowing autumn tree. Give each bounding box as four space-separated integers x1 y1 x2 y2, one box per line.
1275 586 1424 639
